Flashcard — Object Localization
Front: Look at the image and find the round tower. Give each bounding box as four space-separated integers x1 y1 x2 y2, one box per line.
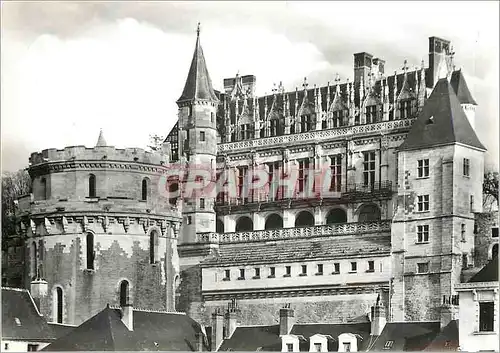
18 131 182 325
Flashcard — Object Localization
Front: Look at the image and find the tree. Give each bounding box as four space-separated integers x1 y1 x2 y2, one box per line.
148 134 166 152
1 169 31 245
483 171 499 211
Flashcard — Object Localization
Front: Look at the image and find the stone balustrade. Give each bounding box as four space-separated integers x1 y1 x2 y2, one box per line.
197 220 391 244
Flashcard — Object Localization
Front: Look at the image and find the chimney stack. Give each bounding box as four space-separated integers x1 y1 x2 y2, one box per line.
428 36 452 88
354 52 374 83
440 295 459 329
370 294 386 336
211 308 224 351
279 304 295 335
121 304 133 331
224 298 238 339
30 279 48 313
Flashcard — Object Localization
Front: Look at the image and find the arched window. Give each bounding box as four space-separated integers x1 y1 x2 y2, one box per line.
88 174 96 198
265 214 283 230
142 178 149 201
295 211 315 227
216 219 224 233
40 178 47 200
326 209 347 224
492 244 498 259
358 204 381 222
149 230 159 264
168 181 179 206
54 287 63 324
30 242 37 280
86 233 95 270
119 280 130 306
235 216 253 232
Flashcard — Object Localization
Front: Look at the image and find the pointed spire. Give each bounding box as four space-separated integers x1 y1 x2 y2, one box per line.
96 129 107 147
177 23 218 104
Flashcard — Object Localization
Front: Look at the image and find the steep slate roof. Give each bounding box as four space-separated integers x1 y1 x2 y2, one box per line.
218 325 282 351
1 287 55 342
201 234 390 267
398 78 486 151
43 306 207 351
47 323 77 340
177 29 218 103
423 320 459 351
468 256 498 283
368 322 441 351
450 69 477 105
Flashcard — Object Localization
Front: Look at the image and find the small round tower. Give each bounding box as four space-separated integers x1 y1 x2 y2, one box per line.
18 131 182 325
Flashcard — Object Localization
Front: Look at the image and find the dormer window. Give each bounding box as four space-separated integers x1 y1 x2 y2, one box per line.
399 99 412 119
314 343 322 352
333 110 343 127
301 115 313 132
365 105 377 124
240 124 252 140
286 343 293 352
384 340 394 349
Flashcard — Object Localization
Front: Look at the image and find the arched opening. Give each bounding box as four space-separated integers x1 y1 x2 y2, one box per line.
492 244 498 259
216 219 224 233
168 181 179 206
40 178 47 200
54 287 63 324
88 174 96 198
295 211 315 227
119 280 129 306
30 242 37 280
265 214 283 230
86 233 95 270
326 209 347 224
358 204 381 222
141 178 149 201
149 230 159 264
235 216 253 232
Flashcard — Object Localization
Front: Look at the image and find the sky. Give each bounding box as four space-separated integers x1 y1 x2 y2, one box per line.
1 1 499 172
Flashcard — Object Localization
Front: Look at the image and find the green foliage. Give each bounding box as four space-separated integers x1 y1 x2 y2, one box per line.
483 171 499 211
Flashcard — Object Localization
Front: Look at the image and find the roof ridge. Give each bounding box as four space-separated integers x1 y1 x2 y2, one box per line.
1 287 29 292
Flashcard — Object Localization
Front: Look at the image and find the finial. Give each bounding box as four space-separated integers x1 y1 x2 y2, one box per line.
421 59 425 69
272 83 277 94
402 59 408 74
302 77 308 90
196 22 201 37
335 73 341 83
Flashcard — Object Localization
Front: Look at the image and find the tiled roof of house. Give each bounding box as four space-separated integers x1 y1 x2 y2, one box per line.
1 287 55 342
47 323 77 339
450 70 477 105
201 234 390 267
468 256 498 283
398 78 486 151
423 320 459 351
367 322 441 351
218 325 282 351
43 306 208 351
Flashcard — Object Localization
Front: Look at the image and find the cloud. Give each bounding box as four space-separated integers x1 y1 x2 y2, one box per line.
1 1 498 171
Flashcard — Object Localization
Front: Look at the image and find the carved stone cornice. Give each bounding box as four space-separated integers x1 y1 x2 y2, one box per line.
29 160 167 176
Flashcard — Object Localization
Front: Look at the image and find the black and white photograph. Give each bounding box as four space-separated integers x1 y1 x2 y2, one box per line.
1 1 499 352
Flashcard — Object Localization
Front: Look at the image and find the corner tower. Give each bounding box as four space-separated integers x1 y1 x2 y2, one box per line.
176 24 219 245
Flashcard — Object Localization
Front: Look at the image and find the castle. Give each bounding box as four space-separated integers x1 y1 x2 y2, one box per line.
11 26 496 334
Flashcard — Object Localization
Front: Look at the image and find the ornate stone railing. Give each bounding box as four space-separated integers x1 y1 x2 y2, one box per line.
197 220 391 244
218 119 415 153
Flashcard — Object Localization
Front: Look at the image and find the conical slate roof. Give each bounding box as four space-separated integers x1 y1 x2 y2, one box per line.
95 129 107 147
177 26 218 104
450 69 477 105
398 78 486 151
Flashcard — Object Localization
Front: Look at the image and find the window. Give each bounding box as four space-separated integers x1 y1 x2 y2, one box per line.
314 342 322 352
270 119 280 137
332 110 343 127
55 287 63 324
237 166 248 202
300 265 307 276
238 269 245 280
470 195 474 212
417 159 429 178
4 343 8 350
330 155 342 192
285 266 291 277
363 152 376 187
492 227 498 238
269 267 275 278
211 112 214 123
365 105 377 124
479 302 494 332
400 99 412 119
297 159 310 193
417 225 429 243
317 264 324 275
40 177 47 200
343 342 351 352
141 178 148 201
86 233 95 270
224 269 230 280
267 162 282 201
254 268 260 279
200 198 205 209
186 216 192 225
462 253 468 269
240 124 252 140
301 114 313 132
27 344 38 352
149 231 159 264
119 280 129 306
417 195 429 212
88 174 96 198
461 224 466 242
384 340 394 349
350 262 357 272
333 263 340 274
199 131 206 142
31 241 37 280
367 260 375 272
463 158 470 177
188 106 192 117
287 343 294 352
417 262 429 273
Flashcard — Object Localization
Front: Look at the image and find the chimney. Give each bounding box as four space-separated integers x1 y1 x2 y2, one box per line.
211 308 224 351
370 294 386 336
354 52 374 83
121 304 133 331
279 304 295 335
371 58 385 80
224 299 238 339
440 295 459 329
30 279 48 313
428 36 451 87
